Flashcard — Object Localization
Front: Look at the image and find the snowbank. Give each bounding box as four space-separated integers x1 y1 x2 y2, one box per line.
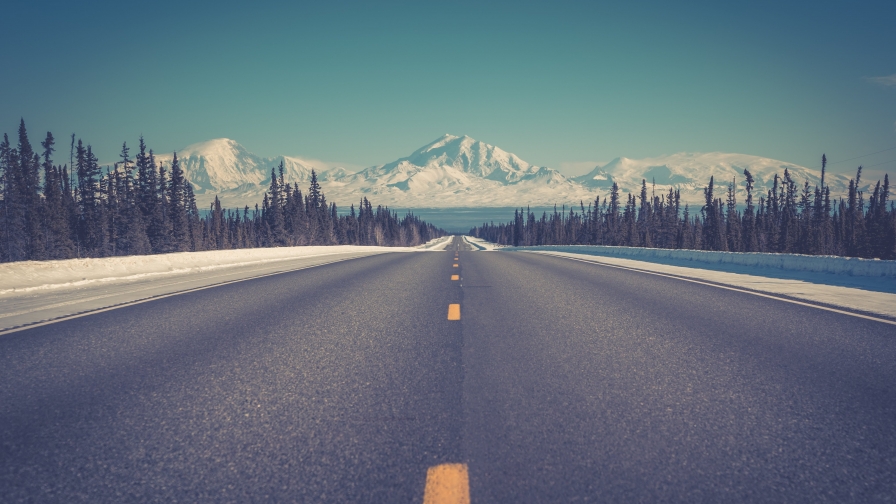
0 245 425 295
422 235 454 251
528 250 896 321
464 241 896 314
463 236 501 251
506 245 896 278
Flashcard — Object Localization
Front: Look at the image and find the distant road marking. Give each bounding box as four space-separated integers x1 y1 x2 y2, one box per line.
423 463 469 504
539 252 896 327
447 304 461 320
451 275 459 281
453 264 458 268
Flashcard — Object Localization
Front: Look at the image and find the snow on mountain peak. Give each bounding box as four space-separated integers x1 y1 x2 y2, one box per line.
175 138 254 166
575 151 851 200
400 134 550 183
151 135 863 211
154 139 348 196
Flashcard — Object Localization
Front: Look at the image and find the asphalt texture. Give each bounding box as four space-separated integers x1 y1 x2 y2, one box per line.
2 236 895 502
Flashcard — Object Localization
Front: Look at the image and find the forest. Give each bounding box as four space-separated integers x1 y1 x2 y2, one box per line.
0 120 444 263
471 159 895 260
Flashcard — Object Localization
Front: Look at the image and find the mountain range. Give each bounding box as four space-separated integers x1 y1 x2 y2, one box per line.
154 135 856 210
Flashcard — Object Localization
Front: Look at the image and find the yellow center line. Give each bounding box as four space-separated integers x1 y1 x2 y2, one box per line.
453 264 458 268
423 463 470 504
447 304 461 320
451 275 459 281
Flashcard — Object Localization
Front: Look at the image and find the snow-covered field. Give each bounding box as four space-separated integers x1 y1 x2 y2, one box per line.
0 236 453 332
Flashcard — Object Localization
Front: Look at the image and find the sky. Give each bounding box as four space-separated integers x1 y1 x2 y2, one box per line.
2 0 895 179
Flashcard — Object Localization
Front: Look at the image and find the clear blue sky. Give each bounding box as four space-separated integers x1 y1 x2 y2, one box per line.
3 0 895 178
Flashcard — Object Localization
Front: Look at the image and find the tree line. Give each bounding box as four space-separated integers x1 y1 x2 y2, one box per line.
471 156 895 260
0 119 444 263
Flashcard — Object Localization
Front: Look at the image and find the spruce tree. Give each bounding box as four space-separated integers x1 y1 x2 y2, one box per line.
16 120 45 260
168 152 189 251
40 132 75 258
267 164 286 245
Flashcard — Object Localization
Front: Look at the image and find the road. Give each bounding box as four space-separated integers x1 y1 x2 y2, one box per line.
1 236 895 502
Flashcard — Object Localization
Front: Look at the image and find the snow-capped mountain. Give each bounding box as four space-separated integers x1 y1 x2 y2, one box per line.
575 152 852 205
154 139 349 204
152 135 865 209
324 135 592 207
400 134 552 183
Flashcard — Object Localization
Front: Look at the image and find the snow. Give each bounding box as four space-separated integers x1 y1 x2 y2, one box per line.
528 250 896 321
462 236 500 251
146 136 875 211
420 235 454 251
3 234 890 332
153 136 597 209
154 139 352 198
510 245 896 279
141 134 896 217
0 242 454 296
477 242 896 320
147 134 876 219
0 240 451 332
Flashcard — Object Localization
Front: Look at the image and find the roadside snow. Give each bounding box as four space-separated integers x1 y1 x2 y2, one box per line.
458 238 896 320
0 246 417 295
0 241 449 332
525 250 896 320
463 236 501 251
512 245 896 278
424 235 455 251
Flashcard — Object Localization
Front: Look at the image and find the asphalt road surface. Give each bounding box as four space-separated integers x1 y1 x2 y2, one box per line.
2 236 894 502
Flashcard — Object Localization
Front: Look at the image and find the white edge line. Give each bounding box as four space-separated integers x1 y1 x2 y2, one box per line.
0 254 376 337
531 251 896 327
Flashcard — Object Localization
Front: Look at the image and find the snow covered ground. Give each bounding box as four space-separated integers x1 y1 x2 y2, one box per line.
483 243 896 321
512 245 896 280
0 236 453 332
462 236 500 251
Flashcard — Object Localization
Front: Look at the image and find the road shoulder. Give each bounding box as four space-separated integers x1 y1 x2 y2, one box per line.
526 250 896 321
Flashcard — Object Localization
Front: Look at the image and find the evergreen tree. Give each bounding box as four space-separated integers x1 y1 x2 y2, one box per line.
1 134 25 261
146 153 168 252
168 152 189 251
40 132 75 258
726 177 741 252
76 141 104 255
17 120 45 259
266 164 286 245
742 169 757 252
